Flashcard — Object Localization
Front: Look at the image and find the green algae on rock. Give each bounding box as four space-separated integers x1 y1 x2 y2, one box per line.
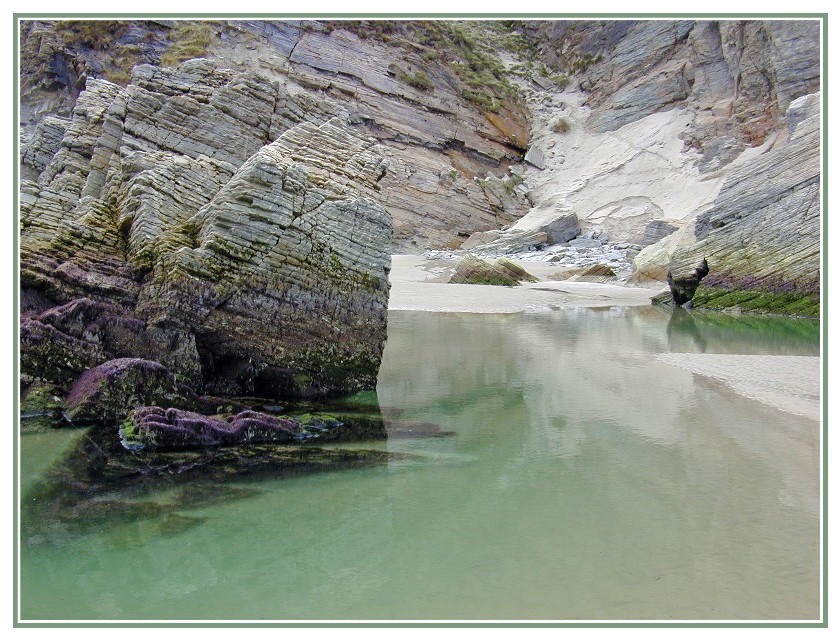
449 254 538 287
20 59 393 400
690 287 820 318
20 383 68 432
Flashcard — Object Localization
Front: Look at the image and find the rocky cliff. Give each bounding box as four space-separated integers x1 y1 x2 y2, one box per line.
21 58 392 402
20 19 533 251
668 93 820 315
488 19 821 313
20 18 822 322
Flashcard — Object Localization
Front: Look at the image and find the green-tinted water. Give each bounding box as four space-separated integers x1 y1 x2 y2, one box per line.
19 307 821 621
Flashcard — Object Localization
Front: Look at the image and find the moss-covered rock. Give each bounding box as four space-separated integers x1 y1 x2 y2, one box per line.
20 319 109 384
690 286 820 317
20 383 68 431
65 358 201 425
449 254 537 286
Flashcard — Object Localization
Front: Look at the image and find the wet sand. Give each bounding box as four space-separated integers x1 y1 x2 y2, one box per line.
655 353 821 422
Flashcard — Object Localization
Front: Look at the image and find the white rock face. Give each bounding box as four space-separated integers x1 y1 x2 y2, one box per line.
511 92 727 243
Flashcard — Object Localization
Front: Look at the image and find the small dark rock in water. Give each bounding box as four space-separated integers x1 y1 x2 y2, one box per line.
667 257 710 306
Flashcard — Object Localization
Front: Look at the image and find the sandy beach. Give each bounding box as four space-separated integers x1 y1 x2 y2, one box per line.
388 254 822 423
388 254 663 313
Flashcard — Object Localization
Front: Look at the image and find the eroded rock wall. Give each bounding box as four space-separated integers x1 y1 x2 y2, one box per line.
20 20 533 252
21 61 392 397
668 93 820 310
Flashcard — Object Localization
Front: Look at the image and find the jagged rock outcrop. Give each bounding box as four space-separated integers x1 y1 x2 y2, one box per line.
666 93 820 313
21 61 393 402
20 20 533 252
666 257 710 307
490 19 820 282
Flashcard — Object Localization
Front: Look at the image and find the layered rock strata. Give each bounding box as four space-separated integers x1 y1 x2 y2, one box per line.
20 20 533 252
666 93 820 313
21 62 393 405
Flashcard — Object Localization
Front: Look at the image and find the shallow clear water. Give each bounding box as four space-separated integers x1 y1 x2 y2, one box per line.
19 306 821 621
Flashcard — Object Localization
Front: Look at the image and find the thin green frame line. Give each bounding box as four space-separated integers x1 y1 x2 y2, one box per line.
821 11 829 629
12 12 828 628
12 11 20 632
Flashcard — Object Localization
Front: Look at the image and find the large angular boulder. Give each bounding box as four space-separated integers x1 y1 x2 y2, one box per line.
20 62 393 400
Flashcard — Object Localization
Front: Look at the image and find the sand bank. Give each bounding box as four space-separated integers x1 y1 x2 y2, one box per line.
388 254 662 313
388 254 821 422
655 353 821 422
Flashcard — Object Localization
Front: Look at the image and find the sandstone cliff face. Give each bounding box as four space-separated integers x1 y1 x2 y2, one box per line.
667 93 820 313
20 20 533 252
502 19 820 312
21 60 392 397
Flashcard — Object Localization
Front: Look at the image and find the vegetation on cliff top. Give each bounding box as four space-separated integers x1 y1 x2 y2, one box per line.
323 20 527 113
50 20 220 84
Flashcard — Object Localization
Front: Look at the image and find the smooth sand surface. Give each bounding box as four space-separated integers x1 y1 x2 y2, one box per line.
388 254 663 313
655 353 821 422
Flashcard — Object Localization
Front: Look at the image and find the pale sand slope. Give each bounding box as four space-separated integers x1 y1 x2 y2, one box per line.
388 254 821 422
388 254 662 313
655 353 821 423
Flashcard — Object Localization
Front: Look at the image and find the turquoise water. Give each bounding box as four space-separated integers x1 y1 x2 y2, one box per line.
18 306 821 621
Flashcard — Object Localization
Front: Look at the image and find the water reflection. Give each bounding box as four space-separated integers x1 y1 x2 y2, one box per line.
20 395 397 549
20 307 821 621
666 307 819 355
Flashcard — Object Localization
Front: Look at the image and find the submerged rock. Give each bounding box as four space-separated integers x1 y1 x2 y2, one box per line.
21 421 410 543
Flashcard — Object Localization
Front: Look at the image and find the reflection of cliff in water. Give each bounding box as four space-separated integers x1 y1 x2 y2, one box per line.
665 307 819 355
21 395 402 546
